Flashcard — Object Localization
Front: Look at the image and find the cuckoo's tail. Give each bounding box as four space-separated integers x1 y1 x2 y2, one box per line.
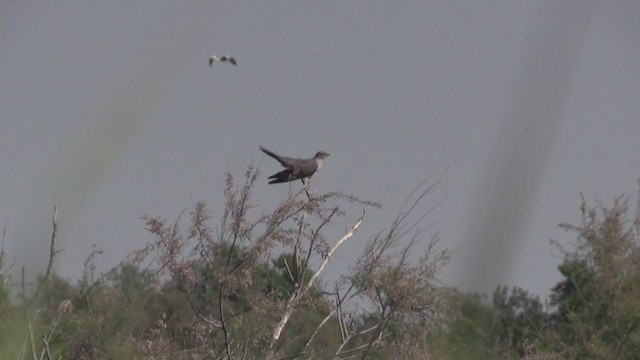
259 146 280 160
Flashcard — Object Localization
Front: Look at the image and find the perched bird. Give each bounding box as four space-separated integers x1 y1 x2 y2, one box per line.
260 146 330 184
209 55 237 66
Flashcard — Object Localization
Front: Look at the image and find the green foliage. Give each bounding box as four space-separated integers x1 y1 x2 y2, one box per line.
433 189 640 360
492 286 547 355
438 291 494 359
10 173 640 359
0 255 8 311
548 195 640 359
0 306 26 358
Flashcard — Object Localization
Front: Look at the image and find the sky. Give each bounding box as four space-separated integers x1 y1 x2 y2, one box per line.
1 1 639 299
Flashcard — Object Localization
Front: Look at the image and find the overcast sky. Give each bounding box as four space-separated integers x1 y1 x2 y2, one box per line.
2 1 639 298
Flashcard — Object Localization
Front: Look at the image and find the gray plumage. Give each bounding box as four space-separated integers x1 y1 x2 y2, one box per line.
260 146 330 184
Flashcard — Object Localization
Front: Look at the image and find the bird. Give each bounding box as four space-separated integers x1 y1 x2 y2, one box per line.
259 146 330 185
209 55 237 66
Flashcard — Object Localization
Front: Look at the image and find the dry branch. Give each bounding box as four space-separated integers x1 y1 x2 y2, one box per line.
29 204 59 306
270 206 368 349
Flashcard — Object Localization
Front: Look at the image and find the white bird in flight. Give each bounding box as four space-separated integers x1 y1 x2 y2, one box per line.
209 55 237 66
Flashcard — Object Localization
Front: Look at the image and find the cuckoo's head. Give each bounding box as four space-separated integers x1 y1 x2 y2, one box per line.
314 151 330 159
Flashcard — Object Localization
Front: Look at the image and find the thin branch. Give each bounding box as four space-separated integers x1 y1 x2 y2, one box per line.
293 210 307 286
22 267 37 360
616 320 639 359
1 219 18 274
333 323 383 358
19 205 60 360
270 207 368 349
302 283 357 355
185 291 223 328
337 334 392 358
29 204 59 306
300 207 339 285
359 310 394 360
305 207 367 294
41 337 51 360
309 308 337 348
19 332 28 360
337 293 347 342
218 291 232 360
333 333 353 358
283 257 295 284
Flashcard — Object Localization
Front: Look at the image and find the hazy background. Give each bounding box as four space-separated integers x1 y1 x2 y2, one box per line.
1 1 639 298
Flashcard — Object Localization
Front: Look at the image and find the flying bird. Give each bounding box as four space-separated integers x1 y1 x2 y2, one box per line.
259 146 330 184
209 55 237 66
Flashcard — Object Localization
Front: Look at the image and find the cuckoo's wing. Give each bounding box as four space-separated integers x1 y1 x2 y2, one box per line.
267 169 296 184
292 160 318 178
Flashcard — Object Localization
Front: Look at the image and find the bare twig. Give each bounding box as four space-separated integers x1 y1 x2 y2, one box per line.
283 257 295 284
293 210 307 286
20 205 60 360
19 333 29 360
333 322 383 358
270 207 368 349
41 337 51 360
301 207 339 282
28 205 59 307
185 291 223 328
1 219 18 274
615 317 640 359
218 290 232 360
306 207 367 294
22 267 37 360
302 285 355 353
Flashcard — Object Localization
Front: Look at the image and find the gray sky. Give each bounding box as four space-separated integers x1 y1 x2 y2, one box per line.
2 1 639 298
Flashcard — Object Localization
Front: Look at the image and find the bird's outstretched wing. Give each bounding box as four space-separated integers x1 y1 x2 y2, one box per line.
209 55 237 66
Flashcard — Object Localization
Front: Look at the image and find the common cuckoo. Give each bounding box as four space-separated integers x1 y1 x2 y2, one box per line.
259 146 330 184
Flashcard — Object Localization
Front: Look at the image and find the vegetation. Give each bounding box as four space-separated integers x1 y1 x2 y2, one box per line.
2 172 640 359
